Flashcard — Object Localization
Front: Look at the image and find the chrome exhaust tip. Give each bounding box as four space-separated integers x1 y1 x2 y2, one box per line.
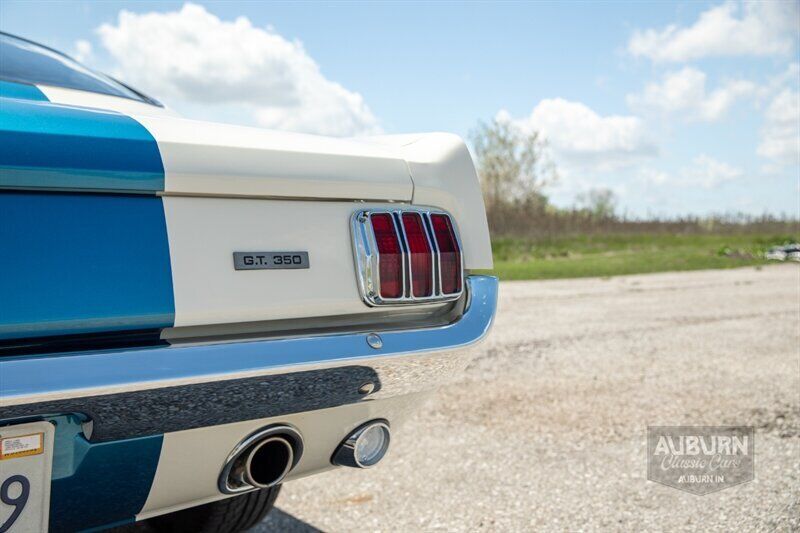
332 420 391 469
220 425 303 494
234 436 293 489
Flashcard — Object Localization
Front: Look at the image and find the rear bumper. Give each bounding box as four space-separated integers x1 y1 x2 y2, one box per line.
1 276 497 530
0 275 498 441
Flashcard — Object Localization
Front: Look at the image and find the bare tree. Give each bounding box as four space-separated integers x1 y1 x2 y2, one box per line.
577 187 617 219
470 118 557 211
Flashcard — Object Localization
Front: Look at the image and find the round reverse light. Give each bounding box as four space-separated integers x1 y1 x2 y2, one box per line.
332 420 391 468
355 423 390 466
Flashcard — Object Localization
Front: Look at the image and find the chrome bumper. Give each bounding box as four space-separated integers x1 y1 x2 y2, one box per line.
0 276 497 442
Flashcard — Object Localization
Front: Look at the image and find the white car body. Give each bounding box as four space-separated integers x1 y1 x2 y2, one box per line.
0 32 496 531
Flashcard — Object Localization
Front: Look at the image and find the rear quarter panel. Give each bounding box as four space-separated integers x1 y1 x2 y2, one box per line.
164 197 411 327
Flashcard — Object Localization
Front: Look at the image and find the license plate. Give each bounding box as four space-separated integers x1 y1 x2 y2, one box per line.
0 422 54 533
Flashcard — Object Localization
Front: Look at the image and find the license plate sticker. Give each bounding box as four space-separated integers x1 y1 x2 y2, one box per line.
0 422 54 533
0 434 44 460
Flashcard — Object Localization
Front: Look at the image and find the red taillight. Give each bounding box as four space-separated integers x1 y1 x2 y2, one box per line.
401 213 433 297
354 209 464 305
370 213 403 298
430 214 462 294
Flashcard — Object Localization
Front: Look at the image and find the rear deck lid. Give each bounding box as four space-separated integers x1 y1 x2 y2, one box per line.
127 114 415 201
1 83 413 201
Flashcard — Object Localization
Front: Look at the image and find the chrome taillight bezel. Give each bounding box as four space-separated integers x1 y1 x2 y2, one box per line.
351 207 465 306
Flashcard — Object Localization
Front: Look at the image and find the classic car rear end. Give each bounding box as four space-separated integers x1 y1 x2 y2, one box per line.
0 32 496 532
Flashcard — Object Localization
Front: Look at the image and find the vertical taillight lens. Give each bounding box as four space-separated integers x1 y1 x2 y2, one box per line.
354 209 464 305
401 213 433 297
370 213 403 298
430 214 462 294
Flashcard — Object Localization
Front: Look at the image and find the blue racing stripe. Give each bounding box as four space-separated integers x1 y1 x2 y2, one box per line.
0 97 164 192
0 79 49 101
0 192 175 340
42 414 163 533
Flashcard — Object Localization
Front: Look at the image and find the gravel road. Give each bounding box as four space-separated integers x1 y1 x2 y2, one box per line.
257 265 799 532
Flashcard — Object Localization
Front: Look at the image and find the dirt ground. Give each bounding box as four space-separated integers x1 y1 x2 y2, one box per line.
258 265 800 532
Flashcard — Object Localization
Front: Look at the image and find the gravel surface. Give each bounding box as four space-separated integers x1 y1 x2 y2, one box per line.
256 265 800 532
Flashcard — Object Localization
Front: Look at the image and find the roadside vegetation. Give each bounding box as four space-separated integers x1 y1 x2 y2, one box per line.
470 119 799 281
483 233 796 281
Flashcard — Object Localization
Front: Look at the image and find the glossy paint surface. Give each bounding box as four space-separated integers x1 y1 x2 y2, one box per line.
0 97 164 191
0 192 175 340
133 113 413 201
0 79 48 101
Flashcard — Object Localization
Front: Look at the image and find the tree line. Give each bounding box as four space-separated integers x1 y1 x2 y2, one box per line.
470 118 797 239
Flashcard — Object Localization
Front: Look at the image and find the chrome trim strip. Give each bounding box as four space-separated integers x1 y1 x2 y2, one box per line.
0 276 497 410
395 211 413 298
389 212 407 300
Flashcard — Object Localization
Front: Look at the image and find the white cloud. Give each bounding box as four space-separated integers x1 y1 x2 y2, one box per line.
640 155 742 190
757 88 800 166
498 98 656 170
763 63 800 96
627 67 755 121
639 168 671 186
97 3 379 136
683 154 742 188
628 1 799 62
72 39 93 63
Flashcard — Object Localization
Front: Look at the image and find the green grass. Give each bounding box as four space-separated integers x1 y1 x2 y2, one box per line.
476 233 798 281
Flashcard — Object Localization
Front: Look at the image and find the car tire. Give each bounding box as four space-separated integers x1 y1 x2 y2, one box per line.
146 485 281 533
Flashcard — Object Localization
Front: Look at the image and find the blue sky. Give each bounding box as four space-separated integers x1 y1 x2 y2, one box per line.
2 1 798 217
